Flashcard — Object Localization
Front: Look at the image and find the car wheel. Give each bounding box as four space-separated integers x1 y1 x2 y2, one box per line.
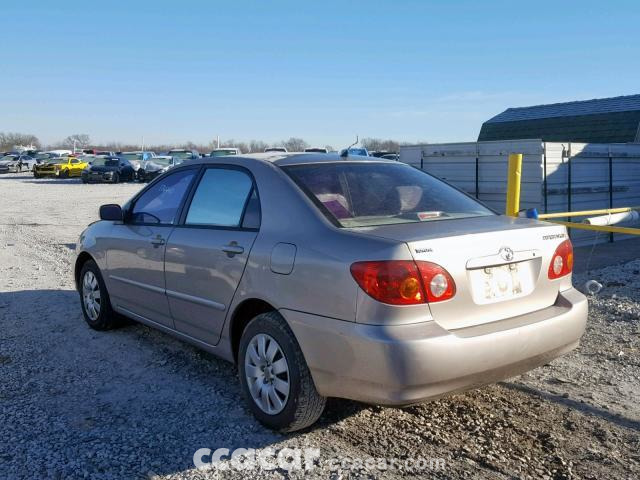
238 311 326 432
79 260 120 331
60 169 69 178
112 172 120 184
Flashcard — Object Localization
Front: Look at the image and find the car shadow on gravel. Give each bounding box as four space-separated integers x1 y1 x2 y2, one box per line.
502 381 640 431
1 289 368 478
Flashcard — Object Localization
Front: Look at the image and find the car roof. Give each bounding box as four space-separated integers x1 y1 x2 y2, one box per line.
183 152 398 167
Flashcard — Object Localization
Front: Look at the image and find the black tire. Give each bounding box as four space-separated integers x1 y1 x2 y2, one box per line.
238 311 326 432
78 260 121 331
112 172 120 184
60 169 69 178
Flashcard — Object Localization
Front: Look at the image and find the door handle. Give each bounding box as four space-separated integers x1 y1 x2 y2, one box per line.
221 242 244 256
150 235 166 248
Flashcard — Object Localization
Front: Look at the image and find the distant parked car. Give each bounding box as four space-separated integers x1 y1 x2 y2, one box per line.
210 148 242 157
137 156 180 182
381 153 399 161
264 147 288 153
119 152 156 177
167 149 199 162
46 150 73 157
339 147 369 157
81 156 136 183
34 156 89 178
304 147 328 153
0 154 38 173
0 155 19 173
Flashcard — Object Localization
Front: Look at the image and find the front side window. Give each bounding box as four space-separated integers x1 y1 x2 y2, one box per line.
130 169 196 224
284 162 494 228
185 168 255 227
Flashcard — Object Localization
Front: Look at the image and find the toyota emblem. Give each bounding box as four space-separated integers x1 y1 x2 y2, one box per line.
499 247 514 262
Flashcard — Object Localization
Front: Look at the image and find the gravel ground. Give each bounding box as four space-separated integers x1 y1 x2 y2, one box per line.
1 172 638 480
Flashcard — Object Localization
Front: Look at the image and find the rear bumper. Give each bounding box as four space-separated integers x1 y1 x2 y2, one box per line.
283 288 587 405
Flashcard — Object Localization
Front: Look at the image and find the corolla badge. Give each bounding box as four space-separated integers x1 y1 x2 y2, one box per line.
499 246 514 262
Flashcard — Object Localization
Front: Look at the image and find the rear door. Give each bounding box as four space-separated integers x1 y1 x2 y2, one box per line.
105 167 198 327
164 166 260 345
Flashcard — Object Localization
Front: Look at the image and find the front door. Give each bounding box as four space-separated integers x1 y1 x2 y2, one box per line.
164 166 260 345
105 168 198 327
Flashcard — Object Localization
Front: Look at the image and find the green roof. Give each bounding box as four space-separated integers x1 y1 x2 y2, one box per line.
478 95 640 143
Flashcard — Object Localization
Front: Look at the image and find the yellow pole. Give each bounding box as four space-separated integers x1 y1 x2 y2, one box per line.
505 153 522 217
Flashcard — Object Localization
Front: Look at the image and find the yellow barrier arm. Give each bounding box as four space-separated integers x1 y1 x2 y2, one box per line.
547 220 640 235
538 207 639 219
505 153 522 217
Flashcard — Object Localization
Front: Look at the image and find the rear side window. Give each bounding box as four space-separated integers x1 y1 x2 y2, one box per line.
130 169 197 224
185 168 256 228
284 162 494 228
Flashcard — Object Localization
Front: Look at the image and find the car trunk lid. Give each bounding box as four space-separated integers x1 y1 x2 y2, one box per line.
349 216 569 331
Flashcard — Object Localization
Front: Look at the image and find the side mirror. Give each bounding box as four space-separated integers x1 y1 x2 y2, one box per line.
99 204 123 221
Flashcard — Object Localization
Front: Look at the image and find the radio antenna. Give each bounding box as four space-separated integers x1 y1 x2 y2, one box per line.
340 135 359 158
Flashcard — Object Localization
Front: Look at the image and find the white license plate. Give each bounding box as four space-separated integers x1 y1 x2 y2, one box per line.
481 263 523 300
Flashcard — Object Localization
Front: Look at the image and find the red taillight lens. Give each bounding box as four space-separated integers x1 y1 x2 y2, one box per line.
416 261 456 302
350 260 456 305
350 261 425 305
548 239 573 279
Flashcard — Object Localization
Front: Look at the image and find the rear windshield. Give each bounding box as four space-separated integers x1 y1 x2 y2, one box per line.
284 162 494 227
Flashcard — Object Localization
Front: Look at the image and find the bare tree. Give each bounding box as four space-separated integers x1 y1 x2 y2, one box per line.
248 140 269 153
61 134 91 151
281 137 309 152
360 137 404 153
0 132 41 151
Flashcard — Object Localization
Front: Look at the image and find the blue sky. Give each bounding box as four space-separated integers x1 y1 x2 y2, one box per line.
2 0 639 148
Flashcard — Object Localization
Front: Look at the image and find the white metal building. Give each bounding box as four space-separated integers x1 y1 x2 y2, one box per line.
399 139 640 246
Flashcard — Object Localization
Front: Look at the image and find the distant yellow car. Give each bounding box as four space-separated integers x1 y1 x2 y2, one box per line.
34 156 88 178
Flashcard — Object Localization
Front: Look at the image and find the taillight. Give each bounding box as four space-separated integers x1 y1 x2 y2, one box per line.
350 260 455 305
350 261 424 305
548 239 573 279
416 261 456 302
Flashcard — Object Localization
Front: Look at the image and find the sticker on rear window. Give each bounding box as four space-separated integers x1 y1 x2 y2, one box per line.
417 211 443 221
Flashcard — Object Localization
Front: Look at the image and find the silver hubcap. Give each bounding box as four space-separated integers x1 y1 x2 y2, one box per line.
244 333 290 415
82 271 101 321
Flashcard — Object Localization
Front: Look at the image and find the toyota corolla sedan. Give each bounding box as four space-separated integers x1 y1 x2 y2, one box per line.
74 153 587 431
